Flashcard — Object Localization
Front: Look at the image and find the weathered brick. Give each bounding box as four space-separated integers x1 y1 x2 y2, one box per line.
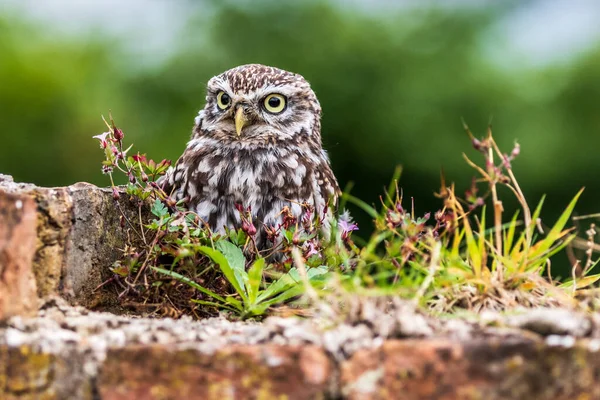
341 338 600 400
0 344 93 400
98 344 333 400
0 192 38 319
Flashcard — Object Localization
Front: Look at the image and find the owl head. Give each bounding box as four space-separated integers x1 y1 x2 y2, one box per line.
195 64 322 144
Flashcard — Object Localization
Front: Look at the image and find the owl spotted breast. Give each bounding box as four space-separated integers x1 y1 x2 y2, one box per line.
163 64 340 248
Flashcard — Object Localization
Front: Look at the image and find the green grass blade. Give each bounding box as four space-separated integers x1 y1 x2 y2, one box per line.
342 193 378 219
559 273 600 290
462 214 481 278
152 266 229 304
529 189 583 260
477 207 486 268
511 195 545 260
380 165 403 213
191 299 239 313
503 209 520 255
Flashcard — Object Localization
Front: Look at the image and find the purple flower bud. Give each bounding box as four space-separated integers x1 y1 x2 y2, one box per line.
114 128 124 141
292 231 300 245
265 225 279 242
132 153 147 163
112 187 120 200
158 159 172 168
141 172 148 182
472 137 482 151
242 220 257 236
511 143 520 158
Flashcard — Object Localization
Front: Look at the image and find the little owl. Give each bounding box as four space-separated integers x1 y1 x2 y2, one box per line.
162 64 340 247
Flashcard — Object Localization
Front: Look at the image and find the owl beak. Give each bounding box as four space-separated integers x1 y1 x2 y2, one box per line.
234 107 249 136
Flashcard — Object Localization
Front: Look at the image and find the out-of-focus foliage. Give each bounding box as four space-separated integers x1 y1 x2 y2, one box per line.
1 1 600 276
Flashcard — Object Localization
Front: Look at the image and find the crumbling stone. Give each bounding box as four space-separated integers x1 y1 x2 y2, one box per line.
0 176 146 311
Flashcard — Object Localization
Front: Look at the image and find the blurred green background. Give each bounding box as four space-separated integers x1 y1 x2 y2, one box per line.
1 0 600 257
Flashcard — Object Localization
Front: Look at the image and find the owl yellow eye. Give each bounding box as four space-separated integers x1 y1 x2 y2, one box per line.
217 91 231 110
263 94 286 114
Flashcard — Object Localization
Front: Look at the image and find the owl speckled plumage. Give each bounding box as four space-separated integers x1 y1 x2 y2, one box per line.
163 64 340 246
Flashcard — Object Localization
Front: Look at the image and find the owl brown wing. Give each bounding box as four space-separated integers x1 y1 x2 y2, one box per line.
314 151 341 214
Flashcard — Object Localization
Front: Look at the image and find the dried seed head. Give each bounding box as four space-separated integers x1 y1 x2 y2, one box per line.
165 197 177 208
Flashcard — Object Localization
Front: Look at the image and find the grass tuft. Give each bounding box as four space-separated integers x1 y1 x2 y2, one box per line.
94 115 599 319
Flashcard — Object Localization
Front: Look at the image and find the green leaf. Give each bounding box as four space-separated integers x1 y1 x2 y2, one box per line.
223 296 243 310
184 213 196 225
198 245 248 302
247 258 265 306
258 285 305 308
168 224 181 232
215 241 247 293
257 269 300 302
151 198 168 218
308 265 329 278
191 228 202 237
257 266 327 303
